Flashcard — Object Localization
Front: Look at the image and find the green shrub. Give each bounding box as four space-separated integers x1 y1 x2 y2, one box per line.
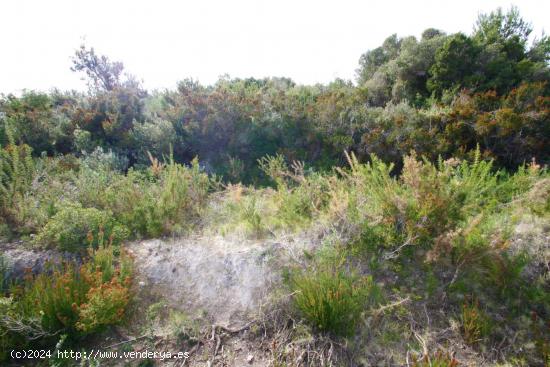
276 174 330 228
102 156 212 237
85 245 133 284
74 162 119 209
77 246 132 333
80 146 129 172
103 169 161 237
155 157 211 234
35 204 128 252
288 265 379 336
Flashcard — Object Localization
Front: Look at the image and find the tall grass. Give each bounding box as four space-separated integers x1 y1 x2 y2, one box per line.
288 265 380 336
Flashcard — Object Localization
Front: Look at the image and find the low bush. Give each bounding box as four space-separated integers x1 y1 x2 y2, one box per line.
17 265 89 334
35 204 129 252
240 196 265 237
76 275 130 333
154 157 212 234
276 174 330 229
103 169 161 237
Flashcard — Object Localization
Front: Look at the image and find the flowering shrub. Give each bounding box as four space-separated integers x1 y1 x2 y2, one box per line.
76 276 130 333
10 246 132 338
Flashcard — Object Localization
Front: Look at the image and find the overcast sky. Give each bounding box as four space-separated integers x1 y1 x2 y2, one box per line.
1 0 549 94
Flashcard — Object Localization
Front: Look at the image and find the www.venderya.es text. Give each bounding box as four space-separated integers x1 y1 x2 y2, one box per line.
11 349 190 361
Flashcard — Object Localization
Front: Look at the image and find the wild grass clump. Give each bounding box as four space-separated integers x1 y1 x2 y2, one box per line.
287 262 380 336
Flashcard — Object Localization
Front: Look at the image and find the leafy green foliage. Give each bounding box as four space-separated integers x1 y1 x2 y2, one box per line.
35 204 128 252
428 33 480 96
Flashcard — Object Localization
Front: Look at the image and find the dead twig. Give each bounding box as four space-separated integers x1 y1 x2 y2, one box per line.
372 297 411 317
383 236 418 260
0 315 59 341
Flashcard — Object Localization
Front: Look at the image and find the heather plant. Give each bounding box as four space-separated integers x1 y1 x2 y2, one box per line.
85 244 133 284
0 247 133 357
77 247 133 333
73 158 120 209
17 264 89 334
258 154 331 230
241 196 265 237
76 272 130 333
154 156 212 234
275 173 331 229
460 299 491 345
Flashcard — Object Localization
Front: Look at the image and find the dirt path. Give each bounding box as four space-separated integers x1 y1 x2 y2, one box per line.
126 234 308 329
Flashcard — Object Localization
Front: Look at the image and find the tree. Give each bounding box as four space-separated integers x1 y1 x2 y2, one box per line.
70 45 146 155
422 28 445 41
472 7 550 94
71 45 124 92
357 34 402 85
473 6 532 48
428 33 480 97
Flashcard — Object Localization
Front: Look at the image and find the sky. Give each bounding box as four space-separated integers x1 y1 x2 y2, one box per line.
1 0 549 94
